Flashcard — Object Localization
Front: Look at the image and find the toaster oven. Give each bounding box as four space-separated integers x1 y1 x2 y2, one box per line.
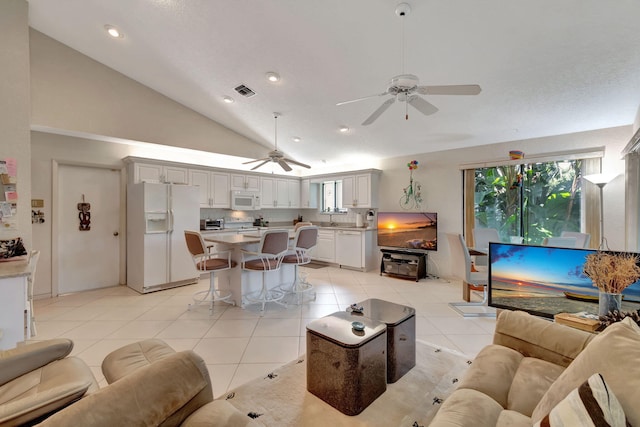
200 218 224 230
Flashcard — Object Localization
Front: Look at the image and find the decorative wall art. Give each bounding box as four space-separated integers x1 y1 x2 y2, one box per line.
399 160 422 210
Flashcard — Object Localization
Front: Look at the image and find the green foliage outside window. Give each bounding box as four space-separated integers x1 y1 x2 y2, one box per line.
474 160 582 245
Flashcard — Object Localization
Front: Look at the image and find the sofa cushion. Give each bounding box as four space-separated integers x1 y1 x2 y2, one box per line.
532 317 640 426
430 388 504 426
495 409 531 427
0 357 96 426
0 339 74 387
101 338 176 384
506 357 565 417
455 344 523 408
493 310 593 368
533 373 628 427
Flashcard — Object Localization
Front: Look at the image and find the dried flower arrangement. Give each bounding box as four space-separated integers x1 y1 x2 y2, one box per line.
583 252 640 294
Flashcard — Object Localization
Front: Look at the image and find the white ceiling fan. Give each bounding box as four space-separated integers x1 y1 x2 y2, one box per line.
337 2 482 126
242 113 311 172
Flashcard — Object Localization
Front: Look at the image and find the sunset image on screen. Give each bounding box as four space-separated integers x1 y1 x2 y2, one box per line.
377 212 437 250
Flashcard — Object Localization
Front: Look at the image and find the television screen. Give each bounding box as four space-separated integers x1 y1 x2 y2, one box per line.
376 212 437 251
488 242 640 319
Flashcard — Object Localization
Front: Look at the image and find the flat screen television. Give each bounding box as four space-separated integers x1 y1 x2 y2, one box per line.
488 242 640 319
376 212 437 251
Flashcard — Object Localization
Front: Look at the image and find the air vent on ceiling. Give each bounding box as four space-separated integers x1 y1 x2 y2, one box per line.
234 84 256 98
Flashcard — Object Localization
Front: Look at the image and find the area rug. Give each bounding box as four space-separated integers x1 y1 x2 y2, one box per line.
302 262 328 269
223 340 473 426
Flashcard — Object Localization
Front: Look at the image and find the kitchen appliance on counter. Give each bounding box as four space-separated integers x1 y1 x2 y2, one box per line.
231 191 260 210
127 182 199 293
200 218 224 230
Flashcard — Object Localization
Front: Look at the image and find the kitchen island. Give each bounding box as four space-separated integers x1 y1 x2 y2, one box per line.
0 258 30 349
203 230 295 308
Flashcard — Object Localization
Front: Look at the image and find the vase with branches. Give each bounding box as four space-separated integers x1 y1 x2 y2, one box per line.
583 252 640 316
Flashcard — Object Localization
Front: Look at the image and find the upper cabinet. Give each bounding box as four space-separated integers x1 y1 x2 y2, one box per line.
230 174 260 192
131 163 188 184
188 169 230 208
341 172 379 208
261 177 300 209
300 179 319 209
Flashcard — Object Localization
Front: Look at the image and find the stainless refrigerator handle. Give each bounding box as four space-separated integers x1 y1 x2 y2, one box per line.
169 209 174 232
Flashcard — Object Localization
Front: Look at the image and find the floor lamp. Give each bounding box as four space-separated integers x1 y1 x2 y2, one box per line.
583 173 618 249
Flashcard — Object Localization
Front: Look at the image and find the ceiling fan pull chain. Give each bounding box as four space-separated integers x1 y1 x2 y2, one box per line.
406 100 409 121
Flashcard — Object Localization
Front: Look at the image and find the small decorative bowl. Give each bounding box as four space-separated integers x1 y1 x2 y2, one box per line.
351 321 365 331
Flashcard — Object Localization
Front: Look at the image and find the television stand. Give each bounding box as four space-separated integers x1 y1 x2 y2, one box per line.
380 249 427 282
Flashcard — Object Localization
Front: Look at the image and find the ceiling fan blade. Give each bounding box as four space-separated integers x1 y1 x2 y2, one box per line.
283 158 311 169
250 160 270 170
417 84 482 96
407 95 439 116
336 91 390 106
243 157 270 165
278 159 293 172
362 98 396 126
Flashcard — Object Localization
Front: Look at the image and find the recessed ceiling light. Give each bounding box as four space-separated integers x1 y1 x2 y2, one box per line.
104 25 123 38
292 136 301 142
223 96 234 104
265 72 280 83
339 126 350 133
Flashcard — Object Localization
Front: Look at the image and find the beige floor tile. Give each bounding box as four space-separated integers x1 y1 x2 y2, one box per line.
156 319 215 339
240 336 299 364
228 363 283 391
62 320 129 341
208 364 238 399
205 319 258 338
253 318 301 337
107 320 173 339
75 339 139 367
194 337 250 364
160 338 200 352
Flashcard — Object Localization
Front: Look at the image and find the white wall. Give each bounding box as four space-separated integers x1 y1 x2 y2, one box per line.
377 126 631 279
0 0 31 247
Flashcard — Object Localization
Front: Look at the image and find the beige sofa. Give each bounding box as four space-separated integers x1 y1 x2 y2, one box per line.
430 310 640 426
35 339 259 427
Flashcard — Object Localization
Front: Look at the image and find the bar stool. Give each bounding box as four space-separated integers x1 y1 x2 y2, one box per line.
280 225 318 304
184 230 235 312
241 229 289 313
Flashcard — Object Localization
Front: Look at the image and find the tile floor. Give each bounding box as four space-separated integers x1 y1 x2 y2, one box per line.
31 266 495 399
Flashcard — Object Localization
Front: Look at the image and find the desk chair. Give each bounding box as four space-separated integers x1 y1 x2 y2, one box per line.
542 236 578 248
446 233 496 318
241 229 289 313
281 225 318 304
472 228 500 267
184 230 235 312
560 231 591 248
27 250 40 337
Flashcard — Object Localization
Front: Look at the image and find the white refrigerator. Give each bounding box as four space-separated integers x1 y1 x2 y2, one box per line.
127 182 199 293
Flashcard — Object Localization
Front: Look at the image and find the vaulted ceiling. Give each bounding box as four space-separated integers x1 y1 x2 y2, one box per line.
27 0 640 170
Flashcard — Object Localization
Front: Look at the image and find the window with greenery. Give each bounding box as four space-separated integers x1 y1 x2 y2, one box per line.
322 180 346 213
473 160 583 245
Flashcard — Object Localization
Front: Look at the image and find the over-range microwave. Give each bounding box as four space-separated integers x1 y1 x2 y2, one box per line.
231 191 260 210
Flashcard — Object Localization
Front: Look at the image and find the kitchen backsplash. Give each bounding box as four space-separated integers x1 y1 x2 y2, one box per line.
200 208 376 227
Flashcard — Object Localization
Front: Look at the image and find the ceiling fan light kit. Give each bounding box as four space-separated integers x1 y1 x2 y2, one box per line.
337 2 481 126
242 113 311 172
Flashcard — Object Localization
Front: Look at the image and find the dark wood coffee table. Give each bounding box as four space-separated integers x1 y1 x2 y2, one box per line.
306 311 387 415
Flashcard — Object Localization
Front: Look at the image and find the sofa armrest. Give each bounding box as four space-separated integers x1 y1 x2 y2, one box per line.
0 339 74 386
493 310 594 367
37 351 212 427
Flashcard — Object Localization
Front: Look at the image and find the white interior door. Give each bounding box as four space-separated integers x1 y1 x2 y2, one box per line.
58 165 120 293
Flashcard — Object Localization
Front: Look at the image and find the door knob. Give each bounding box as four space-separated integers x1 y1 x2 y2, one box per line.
113 231 119 236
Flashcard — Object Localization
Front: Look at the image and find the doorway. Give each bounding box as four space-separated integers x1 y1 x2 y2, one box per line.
56 164 122 294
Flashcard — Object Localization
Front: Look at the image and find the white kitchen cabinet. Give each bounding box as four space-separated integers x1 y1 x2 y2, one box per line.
231 174 260 191
300 179 319 209
189 169 230 208
341 173 378 208
261 177 297 208
313 229 335 263
132 163 189 184
287 179 300 208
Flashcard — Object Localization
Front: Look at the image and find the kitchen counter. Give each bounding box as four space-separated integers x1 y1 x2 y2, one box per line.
0 258 30 279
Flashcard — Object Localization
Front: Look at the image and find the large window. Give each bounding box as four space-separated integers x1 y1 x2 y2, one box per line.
321 180 346 213
473 159 584 245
